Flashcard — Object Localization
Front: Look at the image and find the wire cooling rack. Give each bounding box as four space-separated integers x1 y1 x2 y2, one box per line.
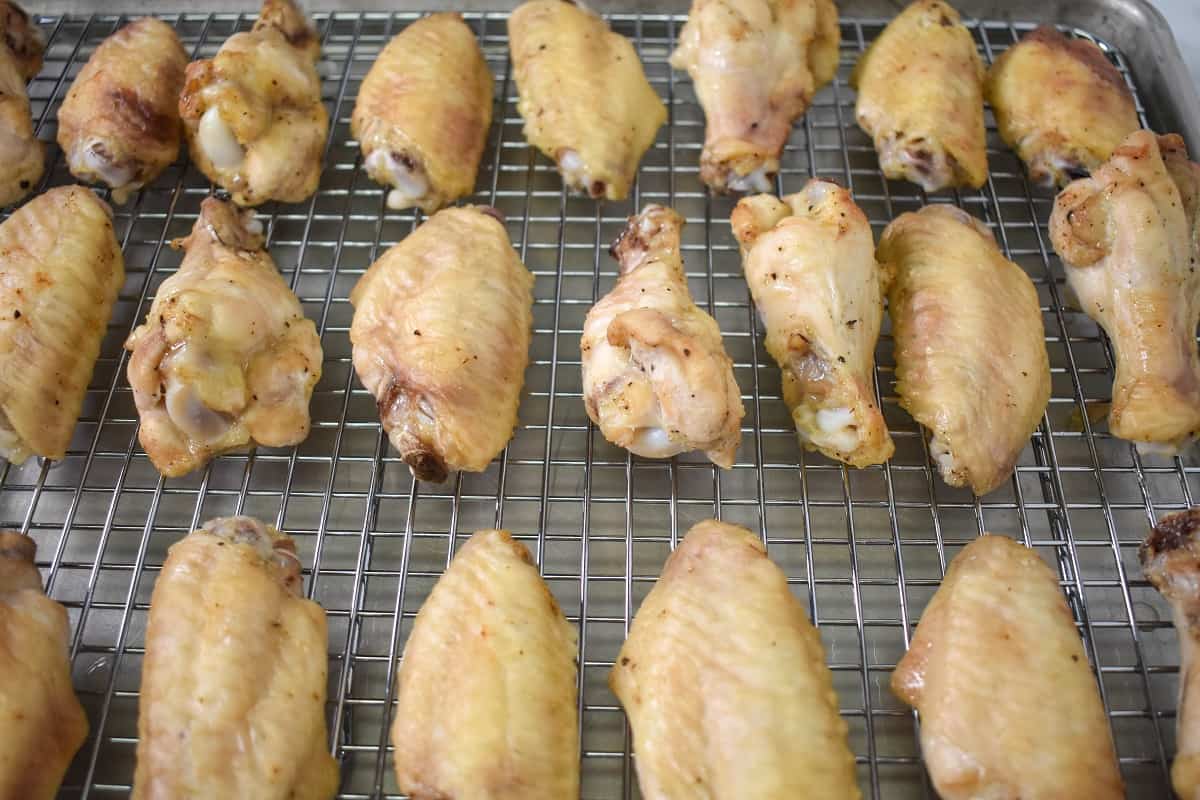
6 7 1196 799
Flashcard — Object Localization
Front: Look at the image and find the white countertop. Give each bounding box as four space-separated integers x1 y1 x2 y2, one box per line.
1158 0 1200 85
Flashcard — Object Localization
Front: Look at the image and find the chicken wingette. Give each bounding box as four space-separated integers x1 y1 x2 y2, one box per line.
851 0 987 192
133 516 337 800
0 531 89 800
610 519 859 799
893 534 1123 799
125 197 323 477
0 1 42 206
179 0 327 206
1049 129 1200 455
0 185 123 463
582 205 744 467
732 180 893 467
509 0 666 201
57 18 188 203
986 26 1139 188
669 0 838 193
0 1 42 80
351 13 492 212
392 529 579 800
878 204 1050 495
349 206 533 482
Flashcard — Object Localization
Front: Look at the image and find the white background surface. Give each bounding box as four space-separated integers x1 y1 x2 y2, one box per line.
1157 0 1200 86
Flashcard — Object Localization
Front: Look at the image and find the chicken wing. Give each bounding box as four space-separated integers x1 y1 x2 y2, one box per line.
878 204 1050 495
133 516 337 800
392 529 578 800
509 0 666 201
351 13 492 212
1049 130 1200 455
1 1 42 81
0 185 123 463
57 18 188 203
894 534 1123 799
125 197 322 477
1141 508 1200 799
0 1 43 207
0 531 89 800
986 26 1139 188
179 0 327 206
850 0 987 192
582 205 743 467
732 180 893 467
349 206 532 482
610 519 859 799
669 0 838 193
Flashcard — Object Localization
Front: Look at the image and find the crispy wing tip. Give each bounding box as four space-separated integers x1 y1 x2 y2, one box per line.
199 515 303 593
1141 507 1200 596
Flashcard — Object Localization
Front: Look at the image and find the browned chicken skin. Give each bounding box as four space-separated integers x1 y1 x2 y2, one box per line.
0 1 41 80
0 1 42 207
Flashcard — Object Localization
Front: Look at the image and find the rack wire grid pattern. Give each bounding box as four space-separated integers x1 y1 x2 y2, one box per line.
5 6 1195 799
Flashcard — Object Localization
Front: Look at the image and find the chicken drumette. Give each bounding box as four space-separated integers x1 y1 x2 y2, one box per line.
0 1 43 206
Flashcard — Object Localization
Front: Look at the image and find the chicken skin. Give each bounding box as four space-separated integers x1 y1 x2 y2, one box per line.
986 26 1139 188
133 516 337 800
670 0 838 193
0 531 89 800
610 520 859 799
582 205 744 467
509 0 666 201
57 18 188 203
851 0 987 192
0 1 43 207
0 1 42 81
1049 130 1200 455
0 185 123 463
351 13 492 212
392 529 579 800
894 534 1123 799
732 180 893 467
878 204 1050 495
125 197 322 477
1141 508 1200 799
179 0 327 206
349 206 532 482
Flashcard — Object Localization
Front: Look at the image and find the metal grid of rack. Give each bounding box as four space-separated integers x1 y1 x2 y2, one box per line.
5 7 1195 798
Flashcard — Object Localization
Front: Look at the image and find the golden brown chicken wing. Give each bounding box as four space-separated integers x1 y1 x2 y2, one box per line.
669 0 838 193
894 534 1123 799
349 206 533 482
0 1 42 207
986 27 1139 188
0 531 89 800
1049 130 1200 455
133 516 337 800
582 205 744 467
851 0 987 192
392 529 579 800
732 180 894 467
0 185 123 463
878 204 1050 495
351 13 492 212
0 1 42 81
509 0 666 201
179 0 327 206
125 197 323 477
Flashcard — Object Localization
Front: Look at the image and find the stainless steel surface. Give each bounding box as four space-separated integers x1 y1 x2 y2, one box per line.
7 8 1195 799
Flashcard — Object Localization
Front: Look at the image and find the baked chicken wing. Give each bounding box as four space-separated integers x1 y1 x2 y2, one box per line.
351 13 492 212
392 529 579 800
986 26 1139 188
1049 130 1200 455
878 204 1050 495
732 180 893 467
179 0 327 206
610 519 859 799
0 1 43 207
851 0 987 192
669 0 838 193
133 516 337 800
1 1 42 81
582 205 744 467
57 18 188 203
0 185 123 463
894 534 1123 799
509 0 666 201
125 197 323 477
349 206 532 482
1141 508 1200 799
0 531 89 800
